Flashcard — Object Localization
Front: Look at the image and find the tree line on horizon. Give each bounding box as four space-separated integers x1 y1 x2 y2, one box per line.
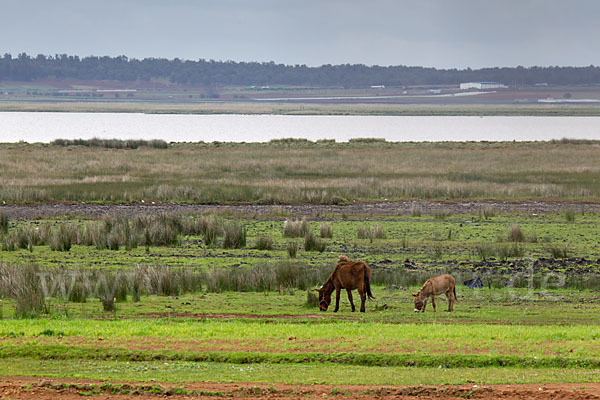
1 53 600 87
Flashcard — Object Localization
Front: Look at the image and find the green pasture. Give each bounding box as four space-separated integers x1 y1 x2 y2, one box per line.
1 211 599 273
1 209 600 386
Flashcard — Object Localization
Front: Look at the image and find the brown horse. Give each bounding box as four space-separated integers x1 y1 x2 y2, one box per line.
412 273 456 313
317 255 375 313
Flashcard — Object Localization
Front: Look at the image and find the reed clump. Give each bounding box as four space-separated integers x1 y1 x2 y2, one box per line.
283 218 309 238
51 137 168 149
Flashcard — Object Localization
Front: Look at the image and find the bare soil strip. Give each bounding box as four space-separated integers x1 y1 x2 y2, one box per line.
1 377 599 399
3 200 600 220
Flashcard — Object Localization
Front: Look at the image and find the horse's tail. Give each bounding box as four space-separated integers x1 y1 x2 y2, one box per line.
364 267 375 300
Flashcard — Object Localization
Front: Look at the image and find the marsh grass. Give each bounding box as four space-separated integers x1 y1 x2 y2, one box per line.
4 141 600 204
320 223 333 238
433 210 451 220
52 138 168 149
222 221 246 249
0 212 8 234
357 224 386 240
479 206 496 220
0 264 47 318
254 235 273 250
283 218 309 238
547 243 570 259
564 208 577 222
304 231 327 252
410 204 422 217
496 243 525 260
286 241 298 258
475 243 494 261
507 224 525 242
305 289 319 307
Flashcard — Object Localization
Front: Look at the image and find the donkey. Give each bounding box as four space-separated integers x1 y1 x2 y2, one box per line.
317 255 375 313
412 274 456 312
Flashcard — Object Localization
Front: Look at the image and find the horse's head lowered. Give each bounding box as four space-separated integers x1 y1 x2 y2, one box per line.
316 286 332 311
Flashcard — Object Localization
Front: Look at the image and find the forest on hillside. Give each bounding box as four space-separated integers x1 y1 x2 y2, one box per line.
2 53 600 87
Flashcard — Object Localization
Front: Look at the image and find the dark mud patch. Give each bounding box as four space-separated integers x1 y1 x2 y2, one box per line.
3 200 600 220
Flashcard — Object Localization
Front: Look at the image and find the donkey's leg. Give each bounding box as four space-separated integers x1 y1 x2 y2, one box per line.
421 299 427 313
431 295 436 312
448 291 454 312
333 285 342 312
346 289 355 312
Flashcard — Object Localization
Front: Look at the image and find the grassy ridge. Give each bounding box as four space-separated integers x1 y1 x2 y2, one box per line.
2 140 600 203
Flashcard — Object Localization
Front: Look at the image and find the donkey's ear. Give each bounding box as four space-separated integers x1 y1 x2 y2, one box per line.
411 292 417 297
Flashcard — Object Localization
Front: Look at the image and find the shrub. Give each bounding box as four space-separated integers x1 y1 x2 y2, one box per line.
479 206 496 220
287 241 298 258
433 210 451 220
475 243 494 261
283 218 309 238
410 204 422 217
223 221 246 249
50 224 76 251
255 235 273 250
357 226 369 239
547 243 569 259
564 208 576 222
320 223 333 238
0 264 47 318
304 231 326 252
371 224 386 239
305 289 319 307
357 224 386 240
496 243 524 260
99 295 116 312
507 224 525 242
0 212 8 234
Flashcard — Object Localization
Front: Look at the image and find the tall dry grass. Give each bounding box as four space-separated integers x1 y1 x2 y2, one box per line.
2 141 600 203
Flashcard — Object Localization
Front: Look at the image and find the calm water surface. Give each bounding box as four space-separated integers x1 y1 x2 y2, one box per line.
1 112 599 142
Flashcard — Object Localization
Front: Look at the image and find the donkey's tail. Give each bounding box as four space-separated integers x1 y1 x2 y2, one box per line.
364 268 375 300
453 285 457 302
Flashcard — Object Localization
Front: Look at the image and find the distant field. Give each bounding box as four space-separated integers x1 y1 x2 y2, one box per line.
1 140 600 204
1 100 600 115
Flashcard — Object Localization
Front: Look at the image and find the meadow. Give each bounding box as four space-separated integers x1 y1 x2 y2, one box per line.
1 140 600 396
1 207 600 391
2 139 600 204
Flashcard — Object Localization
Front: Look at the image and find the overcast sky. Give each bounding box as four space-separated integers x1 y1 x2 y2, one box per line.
3 0 599 69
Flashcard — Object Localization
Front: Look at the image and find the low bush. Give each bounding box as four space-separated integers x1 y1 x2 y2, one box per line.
304 231 326 252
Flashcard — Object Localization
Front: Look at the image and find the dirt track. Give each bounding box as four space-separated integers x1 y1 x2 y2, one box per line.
1 378 599 399
2 200 599 220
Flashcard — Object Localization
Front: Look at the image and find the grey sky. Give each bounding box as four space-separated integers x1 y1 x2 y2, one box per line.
2 0 599 68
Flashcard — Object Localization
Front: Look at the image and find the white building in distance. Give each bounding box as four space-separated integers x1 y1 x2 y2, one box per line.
460 82 506 90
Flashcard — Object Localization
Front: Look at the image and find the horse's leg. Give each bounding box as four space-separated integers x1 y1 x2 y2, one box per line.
346 289 355 312
333 284 341 312
358 288 366 313
431 295 436 312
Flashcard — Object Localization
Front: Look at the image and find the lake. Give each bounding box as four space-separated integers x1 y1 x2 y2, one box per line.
1 112 600 142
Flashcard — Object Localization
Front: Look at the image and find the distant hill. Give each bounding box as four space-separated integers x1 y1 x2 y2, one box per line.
2 53 600 87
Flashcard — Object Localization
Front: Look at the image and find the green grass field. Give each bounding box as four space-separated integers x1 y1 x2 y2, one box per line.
1 140 600 391
1 209 600 387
